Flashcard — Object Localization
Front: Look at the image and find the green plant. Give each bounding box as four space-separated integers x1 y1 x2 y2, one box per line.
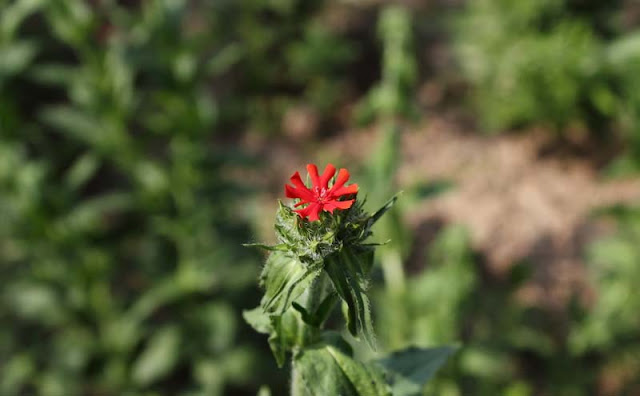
355 5 418 125
606 32 640 175
245 163 454 395
568 205 640 395
0 1 272 394
454 0 616 132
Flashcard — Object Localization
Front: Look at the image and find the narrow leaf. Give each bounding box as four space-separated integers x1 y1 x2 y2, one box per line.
312 292 340 327
242 243 288 251
292 302 314 324
292 292 339 328
369 193 400 226
132 326 181 386
324 248 376 349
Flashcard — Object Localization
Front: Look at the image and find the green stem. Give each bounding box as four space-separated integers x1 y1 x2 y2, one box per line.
381 249 405 297
290 362 306 396
380 248 408 350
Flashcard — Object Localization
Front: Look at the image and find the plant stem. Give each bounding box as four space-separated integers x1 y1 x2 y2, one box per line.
381 249 405 297
290 362 306 396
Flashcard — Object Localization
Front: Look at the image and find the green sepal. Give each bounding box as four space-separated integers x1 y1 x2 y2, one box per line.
242 243 288 251
324 247 376 350
359 240 392 247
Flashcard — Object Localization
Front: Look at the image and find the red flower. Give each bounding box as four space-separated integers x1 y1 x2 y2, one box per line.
285 163 359 221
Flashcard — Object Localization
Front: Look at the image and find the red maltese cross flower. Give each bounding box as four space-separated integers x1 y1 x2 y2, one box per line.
285 163 359 222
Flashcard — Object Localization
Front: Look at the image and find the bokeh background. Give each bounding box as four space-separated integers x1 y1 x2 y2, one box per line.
2 0 640 395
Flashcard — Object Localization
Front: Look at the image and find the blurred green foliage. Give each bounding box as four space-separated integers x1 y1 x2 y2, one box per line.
367 4 640 395
454 0 617 132
0 0 291 394
570 206 640 377
355 5 417 125
374 220 640 395
454 0 640 171
2 0 640 395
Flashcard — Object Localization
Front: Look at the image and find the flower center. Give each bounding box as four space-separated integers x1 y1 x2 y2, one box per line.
314 187 328 202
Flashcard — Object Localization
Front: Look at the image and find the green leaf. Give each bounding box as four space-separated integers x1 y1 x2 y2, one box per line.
0 354 34 395
291 302 314 324
260 251 321 315
242 242 288 252
268 316 287 367
39 106 103 146
243 307 271 334
312 292 340 326
0 41 38 78
52 193 133 237
292 292 339 328
376 346 456 396
294 341 391 396
29 64 76 86
267 309 300 367
369 193 400 226
245 305 300 367
326 347 391 396
257 385 272 396
5 282 66 325
324 248 376 350
1 0 46 39
64 153 100 190
131 326 181 386
206 43 244 75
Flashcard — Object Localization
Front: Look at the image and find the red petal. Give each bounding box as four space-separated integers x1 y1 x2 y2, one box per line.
307 203 322 221
293 205 309 218
319 164 336 189
328 168 350 194
289 171 309 190
323 199 354 213
331 183 358 197
285 184 308 200
285 185 315 202
306 164 321 189
295 202 321 221
286 172 314 201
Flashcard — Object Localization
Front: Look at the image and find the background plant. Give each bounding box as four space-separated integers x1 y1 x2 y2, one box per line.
454 0 617 132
